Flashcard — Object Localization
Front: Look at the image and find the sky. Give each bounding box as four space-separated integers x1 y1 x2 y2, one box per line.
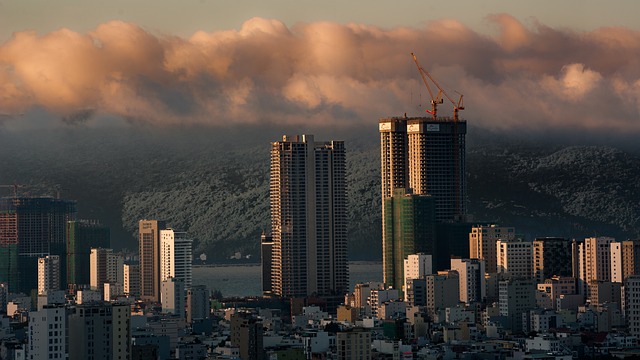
1 0 640 133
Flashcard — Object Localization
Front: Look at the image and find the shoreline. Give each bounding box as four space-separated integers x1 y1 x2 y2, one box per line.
193 260 382 268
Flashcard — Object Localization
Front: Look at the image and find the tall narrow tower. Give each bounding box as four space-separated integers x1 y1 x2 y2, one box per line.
270 135 348 299
379 116 467 285
138 219 166 302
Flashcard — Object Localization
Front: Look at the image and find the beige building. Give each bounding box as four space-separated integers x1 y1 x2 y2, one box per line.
611 240 640 282
577 237 615 298
138 220 166 302
499 277 536 332
496 238 533 278
37 255 60 295
123 263 139 297
160 229 193 289
336 328 371 360
469 225 515 273
451 257 486 304
403 253 432 301
270 135 348 299
537 276 576 310
426 270 459 317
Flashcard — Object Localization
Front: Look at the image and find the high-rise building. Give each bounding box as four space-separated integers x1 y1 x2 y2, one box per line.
186 285 210 323
611 240 640 283
450 257 485 304
269 135 348 298
139 220 166 303
260 232 273 295
37 255 60 294
112 303 132 360
499 277 536 332
380 117 467 282
66 220 110 291
379 117 467 221
161 277 185 318
124 262 140 297
425 270 459 318
160 229 193 289
384 189 436 290
624 275 640 337
69 303 112 359
469 225 515 273
532 237 573 283
28 305 67 360
403 253 432 301
90 248 123 292
577 236 615 297
496 238 533 278
0 197 76 293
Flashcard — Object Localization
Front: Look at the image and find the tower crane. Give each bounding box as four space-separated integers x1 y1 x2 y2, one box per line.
411 52 465 121
411 52 443 119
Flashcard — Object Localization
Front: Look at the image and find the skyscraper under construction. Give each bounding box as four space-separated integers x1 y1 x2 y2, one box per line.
380 116 467 285
0 197 77 293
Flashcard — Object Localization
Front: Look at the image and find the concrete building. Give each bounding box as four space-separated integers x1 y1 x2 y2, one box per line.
403 254 432 301
186 285 210 323
37 255 60 294
469 225 515 273
384 189 436 290
336 328 371 360
123 262 140 297
66 220 110 291
260 232 273 295
28 305 66 360
496 238 533 278
499 277 536 332
589 281 622 308
112 303 131 360
533 237 573 283
352 282 384 317
68 302 117 360
0 197 76 294
537 276 576 310
425 270 459 317
451 257 486 304
578 237 616 298
624 275 640 337
611 240 640 282
270 135 348 298
231 312 264 360
161 277 185 318
90 248 123 293
380 117 468 280
139 219 166 303
160 229 193 289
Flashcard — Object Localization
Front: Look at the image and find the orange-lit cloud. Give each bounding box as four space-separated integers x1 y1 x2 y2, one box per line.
1 15 640 131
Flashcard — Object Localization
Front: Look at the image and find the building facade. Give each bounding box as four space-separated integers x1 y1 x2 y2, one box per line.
450 257 486 304
66 220 110 291
37 255 60 295
469 225 515 274
403 253 432 301
270 135 348 298
160 229 193 289
383 188 436 290
139 220 166 303
0 197 76 293
578 237 616 298
496 239 533 278
532 237 573 283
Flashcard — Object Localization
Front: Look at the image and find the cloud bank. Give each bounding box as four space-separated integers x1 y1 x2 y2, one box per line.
1 15 640 131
